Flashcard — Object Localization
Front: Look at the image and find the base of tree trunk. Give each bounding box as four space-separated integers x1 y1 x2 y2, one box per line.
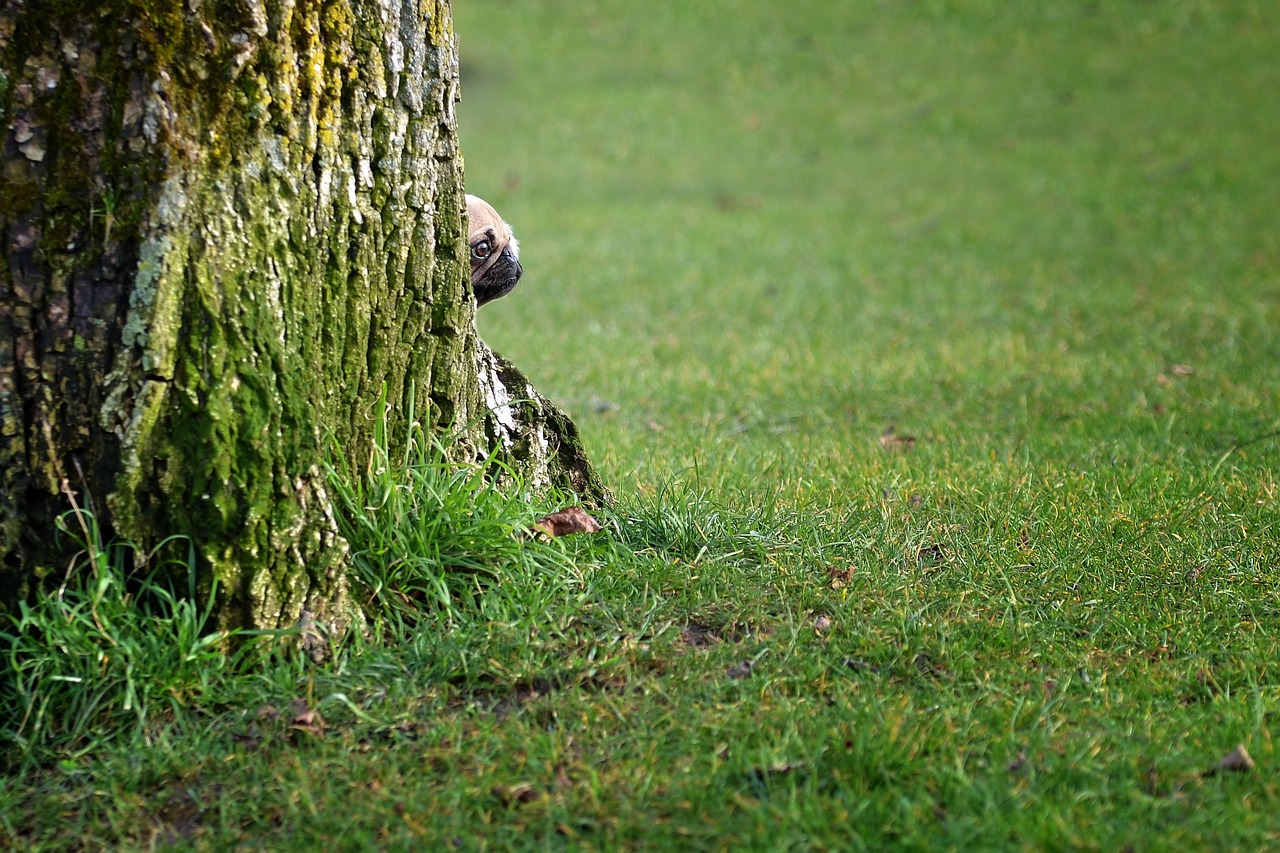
477 342 612 508
0 0 609 635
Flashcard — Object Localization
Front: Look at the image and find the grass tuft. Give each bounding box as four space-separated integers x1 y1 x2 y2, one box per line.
0 511 249 767
326 391 588 630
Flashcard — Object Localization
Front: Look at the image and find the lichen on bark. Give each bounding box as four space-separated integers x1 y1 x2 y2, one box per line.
477 343 611 504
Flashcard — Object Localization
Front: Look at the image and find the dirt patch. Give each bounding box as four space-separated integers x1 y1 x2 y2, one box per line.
676 621 759 650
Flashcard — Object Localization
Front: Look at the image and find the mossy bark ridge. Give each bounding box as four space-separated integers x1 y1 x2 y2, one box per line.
1 0 605 630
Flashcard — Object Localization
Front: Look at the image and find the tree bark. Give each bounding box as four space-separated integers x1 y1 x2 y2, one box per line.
0 0 605 632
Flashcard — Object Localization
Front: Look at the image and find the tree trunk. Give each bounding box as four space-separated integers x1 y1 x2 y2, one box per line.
0 0 605 632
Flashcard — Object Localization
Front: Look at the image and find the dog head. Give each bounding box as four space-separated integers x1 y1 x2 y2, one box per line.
466 194 522 306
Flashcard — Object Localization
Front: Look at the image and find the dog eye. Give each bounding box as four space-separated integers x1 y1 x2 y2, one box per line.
471 240 492 261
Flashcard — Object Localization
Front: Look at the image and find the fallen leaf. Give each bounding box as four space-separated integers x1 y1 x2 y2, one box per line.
531 506 603 538
1184 565 1206 582
290 699 327 735
1205 744 1255 775
826 565 853 589
726 660 754 680
813 614 832 633
879 426 916 452
916 543 947 564
1170 364 1195 377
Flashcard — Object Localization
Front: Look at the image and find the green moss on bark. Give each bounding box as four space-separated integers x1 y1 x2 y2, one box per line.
2 0 607 628
1 1 474 629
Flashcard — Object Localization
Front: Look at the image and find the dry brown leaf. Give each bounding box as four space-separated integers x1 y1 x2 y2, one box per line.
1208 744 1255 775
290 698 327 735
879 426 916 452
1170 364 1195 377
826 565 854 589
916 543 947 564
531 506 603 538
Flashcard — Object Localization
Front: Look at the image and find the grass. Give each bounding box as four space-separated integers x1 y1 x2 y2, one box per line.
4 0 1280 848
323 388 586 625
0 511 238 762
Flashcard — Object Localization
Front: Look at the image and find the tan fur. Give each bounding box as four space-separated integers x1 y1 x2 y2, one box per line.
466 195 522 306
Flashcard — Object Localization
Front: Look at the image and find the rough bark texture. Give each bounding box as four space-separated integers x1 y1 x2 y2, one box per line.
0 0 606 631
478 345 610 503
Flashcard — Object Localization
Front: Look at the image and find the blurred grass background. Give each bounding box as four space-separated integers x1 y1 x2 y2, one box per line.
458 0 1279 496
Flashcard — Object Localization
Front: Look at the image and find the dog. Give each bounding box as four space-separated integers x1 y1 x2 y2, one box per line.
466 195 522 306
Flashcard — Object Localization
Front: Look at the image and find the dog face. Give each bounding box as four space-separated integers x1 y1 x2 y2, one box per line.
466 194 522 306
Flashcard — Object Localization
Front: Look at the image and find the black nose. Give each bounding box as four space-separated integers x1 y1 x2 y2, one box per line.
473 251 523 306
503 247 522 281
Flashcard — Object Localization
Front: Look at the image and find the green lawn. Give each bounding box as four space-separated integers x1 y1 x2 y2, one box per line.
5 1 1280 849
